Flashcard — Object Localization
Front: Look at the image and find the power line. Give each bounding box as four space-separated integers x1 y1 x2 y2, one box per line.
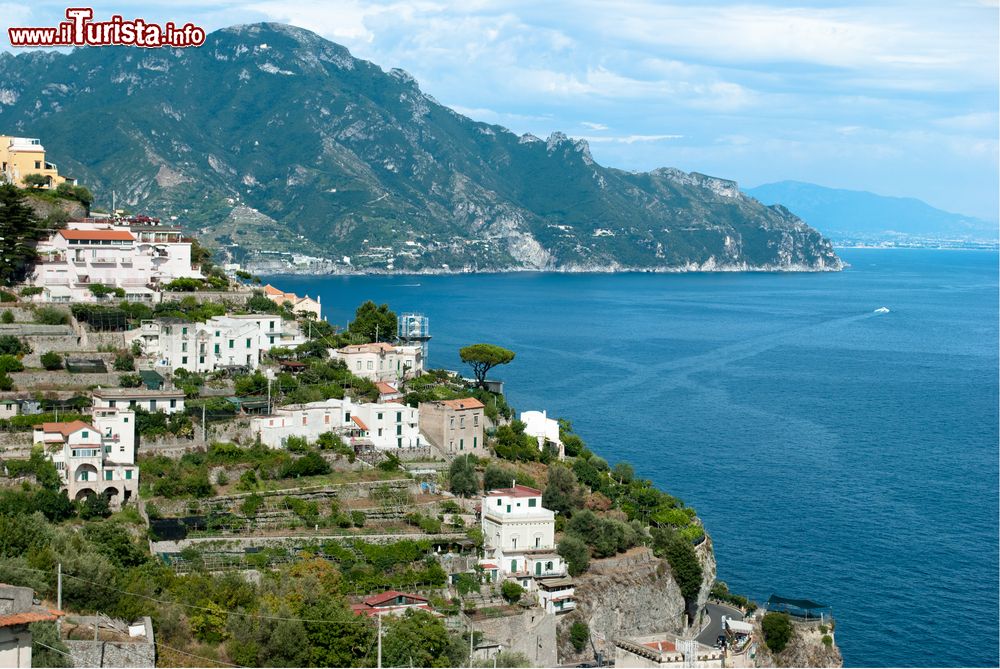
32 640 74 658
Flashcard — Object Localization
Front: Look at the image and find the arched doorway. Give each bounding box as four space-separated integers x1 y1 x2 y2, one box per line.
74 488 96 501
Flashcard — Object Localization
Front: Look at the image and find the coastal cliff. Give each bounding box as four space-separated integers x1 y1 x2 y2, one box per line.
556 538 717 664
754 616 844 668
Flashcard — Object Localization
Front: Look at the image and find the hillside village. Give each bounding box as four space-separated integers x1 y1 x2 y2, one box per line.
0 136 841 669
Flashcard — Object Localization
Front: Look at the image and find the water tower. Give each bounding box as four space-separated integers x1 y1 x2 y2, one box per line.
398 313 431 359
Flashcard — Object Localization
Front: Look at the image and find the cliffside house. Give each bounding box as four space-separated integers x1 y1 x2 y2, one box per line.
0 584 63 668
350 591 434 618
29 218 203 303
261 284 323 319
519 410 565 459
92 388 186 415
128 315 305 373
251 397 424 450
330 342 424 383
418 398 486 459
0 135 75 189
479 485 575 612
36 408 138 507
614 634 724 668
375 382 404 402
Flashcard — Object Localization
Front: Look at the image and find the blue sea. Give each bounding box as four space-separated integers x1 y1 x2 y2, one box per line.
269 249 1000 668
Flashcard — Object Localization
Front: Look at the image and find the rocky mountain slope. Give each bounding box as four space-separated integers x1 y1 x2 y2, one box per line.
0 23 841 273
747 180 998 243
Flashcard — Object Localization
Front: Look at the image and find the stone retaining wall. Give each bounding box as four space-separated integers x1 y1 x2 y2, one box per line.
10 369 120 390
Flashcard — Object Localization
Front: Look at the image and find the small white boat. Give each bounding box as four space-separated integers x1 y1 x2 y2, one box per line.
874 307 890 314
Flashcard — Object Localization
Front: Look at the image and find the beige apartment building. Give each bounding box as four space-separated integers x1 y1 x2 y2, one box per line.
418 397 486 457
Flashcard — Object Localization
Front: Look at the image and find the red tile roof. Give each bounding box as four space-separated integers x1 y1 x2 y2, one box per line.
487 484 542 498
375 382 399 394
38 420 96 437
440 398 484 411
362 590 428 607
351 415 369 431
0 609 62 628
58 229 135 241
643 640 676 653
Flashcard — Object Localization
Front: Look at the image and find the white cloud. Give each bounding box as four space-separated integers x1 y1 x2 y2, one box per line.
581 121 608 131
580 134 683 144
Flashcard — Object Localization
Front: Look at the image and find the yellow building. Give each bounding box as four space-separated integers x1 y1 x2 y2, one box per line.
0 135 74 188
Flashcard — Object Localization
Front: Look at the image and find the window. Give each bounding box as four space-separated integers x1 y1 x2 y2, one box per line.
181 342 187 352
511 537 517 549
377 412 383 420
214 344 220 355
245 338 251 348
473 437 478 449
345 412 351 422
356 361 362 370
449 417 455 428
378 428 383 437
268 335 275 344
302 416 307 426
528 498 536 507
182 356 188 365
535 537 540 548
109 400 116 408
459 437 463 449
229 339 234 349
182 327 188 335
104 470 113 480
215 330 220 337
170 399 176 408
546 561 554 571
81 430 88 438
150 400 156 410
496 499 502 506
397 437 402 448
125 470 133 480
474 414 479 427
396 411 402 422
123 417 128 423
506 505 511 513
367 361 373 370
199 356 205 364
460 416 465 428
129 400 136 408
269 321 275 330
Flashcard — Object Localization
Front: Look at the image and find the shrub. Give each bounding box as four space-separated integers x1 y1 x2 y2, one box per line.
350 510 365 527
569 620 590 653
118 372 141 387
0 335 29 356
500 580 524 604
822 634 833 647
237 470 258 491
761 612 793 653
164 278 204 292
448 455 479 497
0 355 23 373
19 286 43 297
34 307 69 325
113 351 135 371
78 494 112 520
285 436 309 453
557 535 590 576
818 624 828 634
0 373 13 391
0 310 12 324
40 351 63 371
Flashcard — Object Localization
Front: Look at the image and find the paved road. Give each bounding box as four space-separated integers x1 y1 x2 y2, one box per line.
696 602 745 646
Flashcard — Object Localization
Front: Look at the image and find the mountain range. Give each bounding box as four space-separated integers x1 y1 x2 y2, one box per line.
746 181 998 244
0 23 841 273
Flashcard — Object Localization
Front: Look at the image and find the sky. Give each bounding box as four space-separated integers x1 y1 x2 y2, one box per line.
2 1 998 219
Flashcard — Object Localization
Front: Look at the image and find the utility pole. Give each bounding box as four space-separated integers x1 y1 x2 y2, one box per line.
377 612 383 669
469 621 474 662
56 563 62 635
201 404 207 443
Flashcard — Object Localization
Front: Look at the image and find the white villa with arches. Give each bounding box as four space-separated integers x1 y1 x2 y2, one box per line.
480 484 576 614
35 407 138 508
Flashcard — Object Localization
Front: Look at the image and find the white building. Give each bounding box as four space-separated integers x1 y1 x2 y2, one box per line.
128 314 305 372
480 485 574 612
520 410 565 459
330 342 424 383
92 387 186 414
0 585 62 668
251 397 424 450
29 219 203 303
35 407 138 508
